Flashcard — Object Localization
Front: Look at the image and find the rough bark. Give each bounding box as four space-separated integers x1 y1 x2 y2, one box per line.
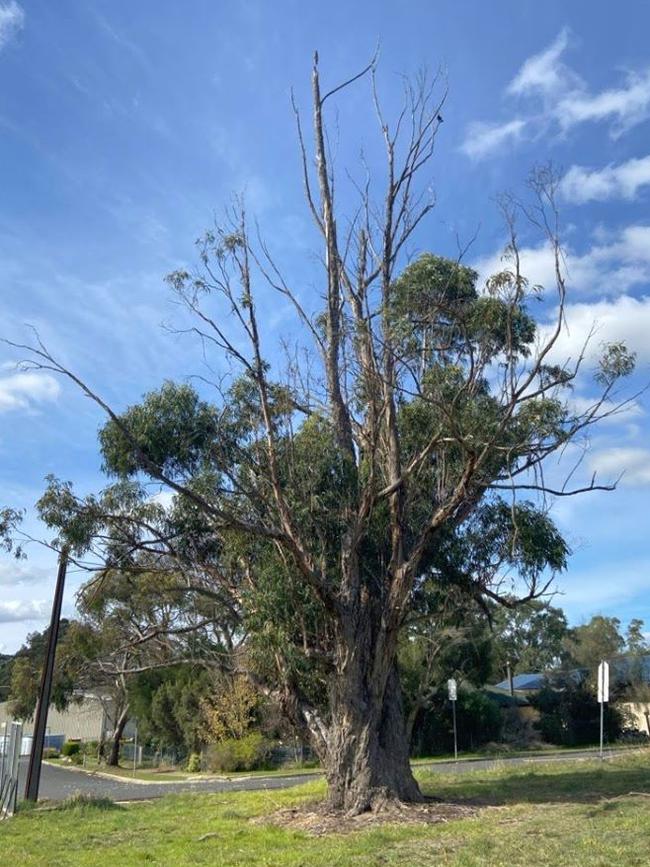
323 662 422 813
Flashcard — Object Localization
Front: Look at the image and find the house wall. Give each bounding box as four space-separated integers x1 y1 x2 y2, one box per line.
0 696 114 742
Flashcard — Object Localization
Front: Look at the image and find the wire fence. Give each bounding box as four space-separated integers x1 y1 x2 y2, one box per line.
0 721 23 819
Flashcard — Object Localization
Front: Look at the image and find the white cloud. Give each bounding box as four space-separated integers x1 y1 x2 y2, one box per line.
462 30 650 159
560 156 650 204
475 225 650 297
558 69 650 138
544 294 650 368
0 1 23 51
507 27 576 98
588 447 650 486
0 599 50 624
460 119 527 160
0 370 61 413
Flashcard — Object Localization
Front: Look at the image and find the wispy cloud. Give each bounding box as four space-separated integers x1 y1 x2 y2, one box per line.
462 29 650 159
0 599 50 623
560 155 650 203
0 561 49 587
557 69 650 137
460 119 527 160
0 1 23 52
0 369 61 413
589 447 650 487
506 27 577 98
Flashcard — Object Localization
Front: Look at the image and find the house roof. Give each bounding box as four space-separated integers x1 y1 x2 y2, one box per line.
494 673 546 691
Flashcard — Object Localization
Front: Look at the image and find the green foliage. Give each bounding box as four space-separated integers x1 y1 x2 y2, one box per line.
564 616 625 672
531 681 626 746
205 732 272 773
6 619 74 720
61 740 82 757
490 600 570 675
411 687 502 756
0 507 25 558
596 341 636 386
0 653 12 702
7 657 37 720
42 747 60 759
626 618 648 655
99 381 220 478
129 666 213 753
186 753 202 773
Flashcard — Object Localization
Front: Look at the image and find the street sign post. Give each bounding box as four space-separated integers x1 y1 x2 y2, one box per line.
448 678 458 761
597 660 609 759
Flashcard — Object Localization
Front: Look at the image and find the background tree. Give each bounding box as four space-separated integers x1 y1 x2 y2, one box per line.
5 54 637 813
6 620 73 721
626 619 648 655
490 600 569 677
129 666 214 756
564 615 625 672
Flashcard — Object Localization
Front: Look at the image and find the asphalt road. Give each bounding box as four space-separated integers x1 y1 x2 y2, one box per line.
15 748 630 804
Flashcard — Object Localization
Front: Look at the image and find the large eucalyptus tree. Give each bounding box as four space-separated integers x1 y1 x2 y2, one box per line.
5 55 636 813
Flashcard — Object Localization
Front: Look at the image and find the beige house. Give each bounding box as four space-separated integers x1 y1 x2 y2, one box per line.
0 693 123 745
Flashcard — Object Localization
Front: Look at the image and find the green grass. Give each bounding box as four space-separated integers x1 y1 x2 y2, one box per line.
3 753 649 865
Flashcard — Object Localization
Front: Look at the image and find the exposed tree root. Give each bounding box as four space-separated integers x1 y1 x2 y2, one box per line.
254 797 478 836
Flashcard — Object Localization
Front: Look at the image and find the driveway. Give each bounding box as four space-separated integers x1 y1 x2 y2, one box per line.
17 748 627 804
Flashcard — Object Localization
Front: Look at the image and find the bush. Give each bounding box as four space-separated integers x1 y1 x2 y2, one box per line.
186 752 202 773
531 683 626 746
42 747 60 759
411 688 502 756
206 733 271 773
61 741 81 757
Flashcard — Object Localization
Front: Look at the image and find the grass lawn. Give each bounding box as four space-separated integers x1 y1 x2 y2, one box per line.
2 752 649 866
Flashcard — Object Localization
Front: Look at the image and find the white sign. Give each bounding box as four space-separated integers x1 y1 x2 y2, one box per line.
597 661 610 703
447 678 457 702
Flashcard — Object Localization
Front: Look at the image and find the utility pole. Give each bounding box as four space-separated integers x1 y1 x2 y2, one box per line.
24 548 69 802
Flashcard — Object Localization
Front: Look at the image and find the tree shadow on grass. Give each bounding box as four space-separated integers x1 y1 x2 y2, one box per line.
419 756 650 806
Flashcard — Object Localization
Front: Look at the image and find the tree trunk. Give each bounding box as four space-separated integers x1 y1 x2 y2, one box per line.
323 663 422 814
106 706 129 767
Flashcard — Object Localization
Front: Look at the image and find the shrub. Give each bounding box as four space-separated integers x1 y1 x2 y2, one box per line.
411 688 502 756
206 732 271 773
186 752 202 773
531 683 626 746
61 741 81 757
42 747 60 759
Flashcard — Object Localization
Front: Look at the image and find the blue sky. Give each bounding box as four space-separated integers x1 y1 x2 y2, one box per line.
1 0 650 653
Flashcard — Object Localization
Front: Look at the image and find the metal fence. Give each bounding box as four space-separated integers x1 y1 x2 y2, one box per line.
0 721 23 819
